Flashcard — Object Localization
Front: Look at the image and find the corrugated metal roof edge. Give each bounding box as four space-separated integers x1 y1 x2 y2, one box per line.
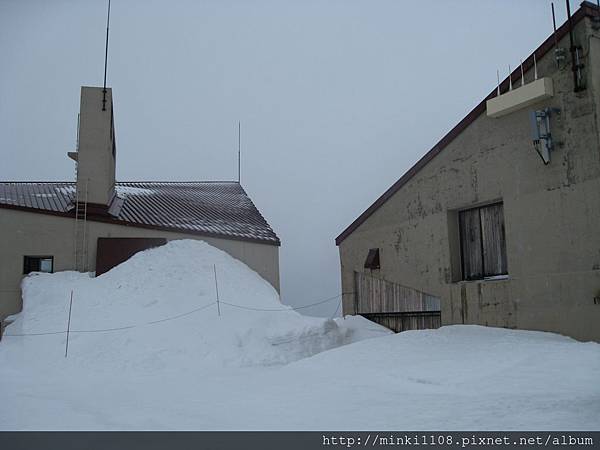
335 1 598 246
118 180 240 184
0 180 241 184
0 195 281 247
235 183 280 239
0 181 281 247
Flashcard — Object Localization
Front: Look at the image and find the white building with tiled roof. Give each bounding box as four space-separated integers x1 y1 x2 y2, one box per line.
0 87 280 324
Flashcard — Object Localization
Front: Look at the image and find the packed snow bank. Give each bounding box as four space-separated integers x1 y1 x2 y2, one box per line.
3 240 387 371
2 321 598 430
1 240 598 430
270 325 600 430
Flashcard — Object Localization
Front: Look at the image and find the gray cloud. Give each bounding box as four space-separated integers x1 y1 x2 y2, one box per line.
0 0 565 316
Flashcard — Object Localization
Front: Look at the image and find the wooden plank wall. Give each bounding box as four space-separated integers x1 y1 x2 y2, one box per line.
360 312 442 333
354 271 441 332
354 271 441 314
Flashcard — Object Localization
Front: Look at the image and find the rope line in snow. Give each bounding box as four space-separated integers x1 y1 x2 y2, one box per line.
3 330 68 337
70 325 136 334
146 301 217 325
2 292 354 338
330 297 342 320
2 301 217 337
219 293 347 312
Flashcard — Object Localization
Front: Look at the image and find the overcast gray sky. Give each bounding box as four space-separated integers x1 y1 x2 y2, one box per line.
0 0 576 316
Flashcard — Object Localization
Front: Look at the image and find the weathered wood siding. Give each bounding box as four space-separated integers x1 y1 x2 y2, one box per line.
459 207 483 280
459 202 507 280
354 271 440 313
480 203 507 277
360 312 442 333
354 271 441 332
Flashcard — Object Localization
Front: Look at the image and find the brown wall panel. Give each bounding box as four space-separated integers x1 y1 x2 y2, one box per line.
96 237 167 276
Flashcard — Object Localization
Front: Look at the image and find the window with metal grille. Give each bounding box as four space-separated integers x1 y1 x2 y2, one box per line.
364 248 380 270
459 202 507 280
23 256 54 275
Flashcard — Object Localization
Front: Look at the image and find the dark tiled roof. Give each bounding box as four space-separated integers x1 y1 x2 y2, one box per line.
335 1 599 245
0 181 280 245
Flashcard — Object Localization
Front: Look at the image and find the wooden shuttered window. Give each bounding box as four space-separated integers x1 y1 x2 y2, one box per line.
364 248 380 270
459 203 507 280
459 208 483 280
480 204 508 276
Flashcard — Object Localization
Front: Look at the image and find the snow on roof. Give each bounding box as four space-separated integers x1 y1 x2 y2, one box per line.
0 181 280 245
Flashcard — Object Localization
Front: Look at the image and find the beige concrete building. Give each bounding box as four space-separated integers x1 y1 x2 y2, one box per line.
336 2 600 341
0 86 280 324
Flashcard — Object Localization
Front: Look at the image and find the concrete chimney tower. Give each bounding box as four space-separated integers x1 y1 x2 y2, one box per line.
69 86 116 209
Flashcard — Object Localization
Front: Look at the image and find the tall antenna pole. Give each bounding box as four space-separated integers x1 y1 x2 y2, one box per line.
102 0 111 111
238 121 241 183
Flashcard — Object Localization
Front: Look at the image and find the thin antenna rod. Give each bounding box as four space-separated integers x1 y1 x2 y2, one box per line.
508 65 512 91
237 121 241 183
102 0 111 111
520 60 525 87
496 69 500 95
534 53 538 80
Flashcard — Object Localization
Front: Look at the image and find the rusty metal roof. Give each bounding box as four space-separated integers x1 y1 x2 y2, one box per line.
0 181 280 245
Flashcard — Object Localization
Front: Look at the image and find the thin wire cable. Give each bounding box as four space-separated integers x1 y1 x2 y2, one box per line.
3 302 217 337
220 293 343 312
71 325 135 334
4 330 67 337
330 298 342 320
147 301 216 325
2 293 355 337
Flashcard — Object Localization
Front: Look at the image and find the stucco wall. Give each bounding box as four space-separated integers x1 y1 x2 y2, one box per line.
77 87 116 206
0 208 280 319
338 18 600 341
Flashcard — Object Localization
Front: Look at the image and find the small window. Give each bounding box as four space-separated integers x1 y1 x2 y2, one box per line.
23 256 54 275
364 248 380 270
459 202 507 280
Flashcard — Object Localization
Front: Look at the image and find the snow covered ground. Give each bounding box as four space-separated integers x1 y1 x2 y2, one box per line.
0 240 598 430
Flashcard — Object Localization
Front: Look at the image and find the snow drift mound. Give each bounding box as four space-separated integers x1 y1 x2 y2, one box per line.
3 240 387 371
